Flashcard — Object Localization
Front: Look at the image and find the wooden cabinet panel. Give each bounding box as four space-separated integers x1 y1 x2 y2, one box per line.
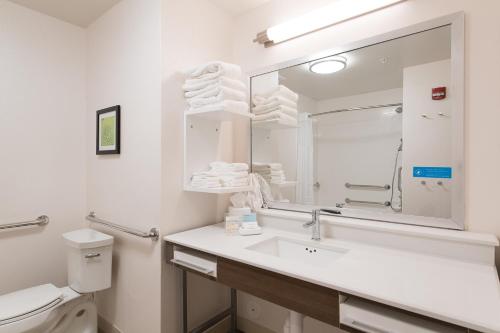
217 258 339 327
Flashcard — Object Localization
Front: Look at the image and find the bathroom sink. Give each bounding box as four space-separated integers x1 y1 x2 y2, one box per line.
246 237 348 267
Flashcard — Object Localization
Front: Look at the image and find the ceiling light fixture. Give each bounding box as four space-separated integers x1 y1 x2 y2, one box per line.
254 0 407 47
309 56 347 74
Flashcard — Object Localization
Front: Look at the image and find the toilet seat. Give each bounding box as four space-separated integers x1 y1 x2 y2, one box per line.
0 284 63 325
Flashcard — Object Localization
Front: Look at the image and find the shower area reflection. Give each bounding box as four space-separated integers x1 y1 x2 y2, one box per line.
251 24 455 225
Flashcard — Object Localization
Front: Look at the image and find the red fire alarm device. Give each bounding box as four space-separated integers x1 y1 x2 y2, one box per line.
432 87 446 100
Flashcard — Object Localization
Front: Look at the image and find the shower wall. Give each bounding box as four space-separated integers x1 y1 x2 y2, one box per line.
314 88 403 208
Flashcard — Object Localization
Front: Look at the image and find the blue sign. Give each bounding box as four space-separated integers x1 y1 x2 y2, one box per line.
413 167 452 179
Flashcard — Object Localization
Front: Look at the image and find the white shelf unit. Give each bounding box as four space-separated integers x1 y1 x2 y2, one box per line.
252 118 298 130
184 108 252 194
185 108 254 122
184 186 252 194
270 181 297 188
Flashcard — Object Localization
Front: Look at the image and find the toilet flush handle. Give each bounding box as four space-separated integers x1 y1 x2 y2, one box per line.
85 253 101 259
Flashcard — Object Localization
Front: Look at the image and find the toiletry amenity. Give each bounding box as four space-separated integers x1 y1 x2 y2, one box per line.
190 162 249 190
225 205 252 235
183 61 249 114
252 85 299 126
238 213 262 236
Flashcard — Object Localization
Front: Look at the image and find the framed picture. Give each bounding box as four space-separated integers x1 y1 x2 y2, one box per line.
96 105 120 155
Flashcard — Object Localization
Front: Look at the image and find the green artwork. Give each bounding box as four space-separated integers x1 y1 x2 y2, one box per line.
101 115 116 146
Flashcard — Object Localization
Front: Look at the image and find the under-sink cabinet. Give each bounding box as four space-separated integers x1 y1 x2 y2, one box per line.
165 242 483 333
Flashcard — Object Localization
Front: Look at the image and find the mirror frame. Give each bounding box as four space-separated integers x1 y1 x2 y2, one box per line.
249 12 465 230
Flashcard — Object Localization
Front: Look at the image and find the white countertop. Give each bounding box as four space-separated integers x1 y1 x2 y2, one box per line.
165 224 500 333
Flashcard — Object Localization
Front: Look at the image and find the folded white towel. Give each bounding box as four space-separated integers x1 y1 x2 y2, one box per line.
183 76 246 93
187 87 247 108
231 163 249 171
269 163 282 170
268 85 298 102
253 111 297 123
253 96 297 110
189 100 249 114
253 105 298 118
253 85 298 104
221 179 249 187
190 61 242 81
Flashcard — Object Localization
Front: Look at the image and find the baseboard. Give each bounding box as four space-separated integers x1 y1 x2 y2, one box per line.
98 315 123 333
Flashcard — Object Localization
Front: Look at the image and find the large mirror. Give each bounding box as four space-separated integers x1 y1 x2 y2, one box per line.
250 17 464 229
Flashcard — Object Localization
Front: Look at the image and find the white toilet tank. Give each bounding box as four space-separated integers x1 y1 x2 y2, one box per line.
62 229 113 293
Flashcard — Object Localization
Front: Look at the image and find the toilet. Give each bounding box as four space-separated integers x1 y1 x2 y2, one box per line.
0 229 113 333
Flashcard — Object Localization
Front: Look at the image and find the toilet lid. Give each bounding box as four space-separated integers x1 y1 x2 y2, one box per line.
0 284 63 322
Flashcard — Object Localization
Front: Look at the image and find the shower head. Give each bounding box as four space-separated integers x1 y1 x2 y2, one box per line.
395 106 403 114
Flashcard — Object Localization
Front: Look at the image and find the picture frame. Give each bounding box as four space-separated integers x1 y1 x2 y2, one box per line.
96 105 120 155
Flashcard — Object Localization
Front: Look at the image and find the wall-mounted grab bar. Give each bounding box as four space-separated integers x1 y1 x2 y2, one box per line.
0 215 49 230
345 183 390 190
345 198 391 207
86 211 159 241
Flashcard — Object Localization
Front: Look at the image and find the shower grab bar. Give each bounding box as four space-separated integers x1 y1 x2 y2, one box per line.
345 198 391 207
345 183 390 190
86 211 159 241
0 215 49 230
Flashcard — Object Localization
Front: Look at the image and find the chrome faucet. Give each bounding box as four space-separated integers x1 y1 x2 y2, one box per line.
303 208 341 241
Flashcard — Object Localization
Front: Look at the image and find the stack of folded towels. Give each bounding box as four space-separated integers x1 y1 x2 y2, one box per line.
252 163 286 184
252 85 299 127
190 162 249 189
183 61 249 114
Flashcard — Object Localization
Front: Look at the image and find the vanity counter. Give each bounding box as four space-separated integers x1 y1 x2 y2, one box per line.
165 222 500 333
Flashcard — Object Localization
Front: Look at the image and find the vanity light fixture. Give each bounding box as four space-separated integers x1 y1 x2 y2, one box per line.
309 56 347 74
254 0 407 47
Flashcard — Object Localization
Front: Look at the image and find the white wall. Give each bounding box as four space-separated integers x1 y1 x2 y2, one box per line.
86 0 163 332
232 0 500 330
402 60 452 218
0 1 86 294
314 89 403 209
161 1 236 332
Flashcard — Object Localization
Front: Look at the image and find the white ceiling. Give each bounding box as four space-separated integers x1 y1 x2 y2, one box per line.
9 0 121 27
209 0 272 15
279 26 451 100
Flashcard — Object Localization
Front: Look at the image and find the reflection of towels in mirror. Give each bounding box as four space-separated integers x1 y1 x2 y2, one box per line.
252 163 287 185
252 84 299 126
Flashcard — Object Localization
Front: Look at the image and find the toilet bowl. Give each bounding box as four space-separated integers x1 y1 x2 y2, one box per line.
0 285 96 333
0 229 113 333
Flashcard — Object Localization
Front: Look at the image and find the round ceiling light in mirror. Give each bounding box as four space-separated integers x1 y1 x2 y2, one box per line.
309 56 347 74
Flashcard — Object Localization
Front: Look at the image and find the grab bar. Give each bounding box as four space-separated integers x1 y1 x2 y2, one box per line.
0 215 49 230
345 183 390 190
86 211 159 241
345 198 391 206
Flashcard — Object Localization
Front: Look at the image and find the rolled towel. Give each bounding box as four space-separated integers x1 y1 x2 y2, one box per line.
189 100 249 114
183 76 246 93
187 87 247 108
253 105 298 118
190 61 242 81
